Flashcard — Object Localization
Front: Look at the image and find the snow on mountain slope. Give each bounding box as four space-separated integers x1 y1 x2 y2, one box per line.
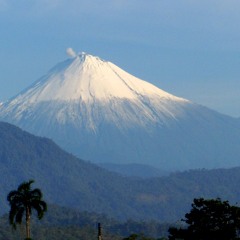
0 53 189 128
12 53 186 102
0 52 240 171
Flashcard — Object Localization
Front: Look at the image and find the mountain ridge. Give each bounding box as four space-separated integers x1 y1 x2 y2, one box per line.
1 121 240 222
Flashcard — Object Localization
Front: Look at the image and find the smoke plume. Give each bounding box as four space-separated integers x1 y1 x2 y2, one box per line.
66 48 77 57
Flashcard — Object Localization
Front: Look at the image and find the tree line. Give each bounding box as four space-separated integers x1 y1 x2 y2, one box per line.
5 180 240 240
123 198 240 240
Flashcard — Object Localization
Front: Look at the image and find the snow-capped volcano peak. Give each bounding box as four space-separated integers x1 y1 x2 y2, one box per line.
1 51 240 171
0 51 191 134
14 52 187 104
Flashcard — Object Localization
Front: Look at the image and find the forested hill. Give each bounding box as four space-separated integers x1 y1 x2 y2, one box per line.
0 204 171 240
1 121 240 222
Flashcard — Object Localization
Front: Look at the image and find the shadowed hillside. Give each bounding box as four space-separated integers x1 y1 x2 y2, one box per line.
1 121 240 222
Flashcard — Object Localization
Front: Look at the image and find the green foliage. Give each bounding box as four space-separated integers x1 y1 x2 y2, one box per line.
0 205 170 240
7 180 47 239
168 198 240 240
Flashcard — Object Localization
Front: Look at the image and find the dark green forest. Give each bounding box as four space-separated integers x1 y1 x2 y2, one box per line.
0 204 170 240
2 199 240 240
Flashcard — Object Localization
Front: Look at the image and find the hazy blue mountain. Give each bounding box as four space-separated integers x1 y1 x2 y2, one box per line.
1 121 240 222
0 53 240 171
98 163 169 178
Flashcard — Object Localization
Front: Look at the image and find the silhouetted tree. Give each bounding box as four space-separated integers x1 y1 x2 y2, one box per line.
168 198 240 240
7 180 47 240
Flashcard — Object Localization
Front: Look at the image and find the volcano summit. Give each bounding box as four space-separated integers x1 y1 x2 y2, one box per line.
0 52 240 171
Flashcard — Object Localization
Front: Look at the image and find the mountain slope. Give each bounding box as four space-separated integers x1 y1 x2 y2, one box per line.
2 121 240 222
0 53 240 170
0 121 134 219
98 163 169 178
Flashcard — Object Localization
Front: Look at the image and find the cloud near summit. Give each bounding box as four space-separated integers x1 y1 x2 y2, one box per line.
66 48 77 58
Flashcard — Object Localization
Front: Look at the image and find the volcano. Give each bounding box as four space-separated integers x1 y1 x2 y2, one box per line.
0 52 240 171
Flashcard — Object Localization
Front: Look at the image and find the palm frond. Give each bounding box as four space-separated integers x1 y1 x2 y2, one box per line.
32 200 47 219
18 179 35 192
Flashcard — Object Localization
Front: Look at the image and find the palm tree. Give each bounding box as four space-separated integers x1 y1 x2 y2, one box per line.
7 179 47 240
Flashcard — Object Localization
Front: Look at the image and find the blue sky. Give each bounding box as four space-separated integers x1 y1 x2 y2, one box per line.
0 0 240 117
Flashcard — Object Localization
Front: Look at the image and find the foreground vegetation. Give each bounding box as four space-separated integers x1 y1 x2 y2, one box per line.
1 180 169 240
169 198 240 240
0 207 170 240
3 180 240 240
7 180 47 240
